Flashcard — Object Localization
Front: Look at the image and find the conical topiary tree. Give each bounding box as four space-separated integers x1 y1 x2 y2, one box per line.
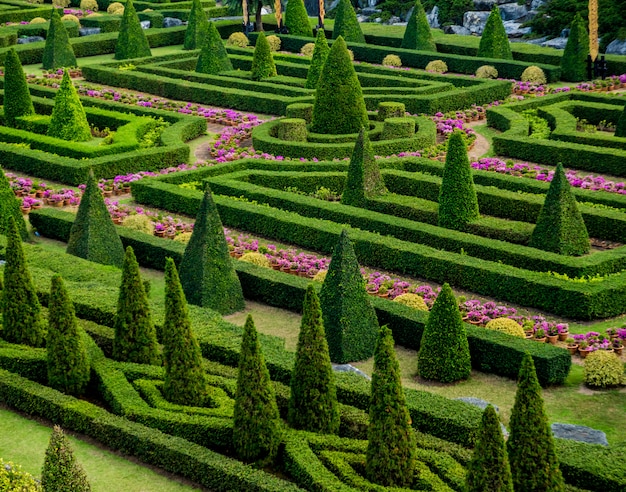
66 170 125 267
332 0 365 43
47 70 92 142
47 275 90 396
438 130 480 230
114 0 152 60
288 284 340 434
41 426 91 492
366 326 416 487
507 353 565 491
341 127 387 207
0 166 29 241
42 7 77 70
196 21 233 74
183 0 209 50
477 6 512 60
417 283 471 383
465 405 513 492
304 29 330 89
560 13 589 83
179 187 245 314
528 162 590 256
162 258 209 406
113 246 159 365
233 315 282 465
250 32 277 81
3 48 35 127
319 230 379 363
0 216 45 347
401 0 436 51
616 105 626 138
310 36 369 135
285 0 312 37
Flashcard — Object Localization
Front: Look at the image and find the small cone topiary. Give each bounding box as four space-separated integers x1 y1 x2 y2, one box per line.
250 32 277 81
47 275 91 396
3 48 35 127
528 162 590 256
417 283 471 383
183 0 209 50
304 29 330 89
341 127 387 207
285 0 312 37
42 426 91 492
288 284 340 434
47 70 92 142
42 7 77 70
615 104 626 138
114 0 152 60
195 21 233 74
507 353 565 491
0 166 29 241
366 326 416 487
401 0 436 51
560 13 589 83
310 36 369 135
233 315 283 465
320 230 379 363
465 405 514 492
477 6 512 60
66 170 125 267
332 0 365 43
438 130 480 230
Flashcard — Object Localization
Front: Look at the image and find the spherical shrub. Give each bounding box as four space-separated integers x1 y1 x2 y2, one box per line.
300 42 315 56
173 232 192 244
121 214 154 234
425 60 447 73
521 66 547 85
266 35 281 52
584 350 625 388
0 458 40 491
61 14 80 25
228 32 249 48
382 54 402 67
80 0 98 11
485 317 525 338
239 252 271 268
52 0 70 7
107 2 124 14
29 17 47 23
475 65 498 79
393 293 428 311
313 270 328 283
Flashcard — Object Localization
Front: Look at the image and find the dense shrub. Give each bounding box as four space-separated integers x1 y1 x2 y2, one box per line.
0 167 28 241
0 458 40 491
393 293 428 311
382 54 402 67
80 0 98 11
377 101 405 121
196 21 233 74
332 0 365 43
121 213 153 234
300 42 315 56
3 48 35 127
477 6 512 60
560 13 589 82
47 71 91 142
250 32 277 81
401 0 436 51
114 0 151 60
265 35 281 52
183 0 209 50
284 0 312 37
304 29 330 89
615 105 626 138
61 14 80 26
425 59 447 73
485 318 525 338
584 350 625 388
42 7 76 70
107 2 124 14
239 252 271 268
475 65 498 79
521 65 547 84
227 31 249 47
276 118 307 141
41 426 91 492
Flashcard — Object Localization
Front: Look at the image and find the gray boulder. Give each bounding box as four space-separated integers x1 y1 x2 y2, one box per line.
551 423 608 446
17 36 44 44
531 0 546 9
541 37 568 49
426 6 440 28
498 2 528 21
163 17 183 28
79 27 101 36
333 363 371 380
606 38 626 55
454 397 508 437
444 24 472 36
503 20 531 37
463 10 490 34
140 20 151 29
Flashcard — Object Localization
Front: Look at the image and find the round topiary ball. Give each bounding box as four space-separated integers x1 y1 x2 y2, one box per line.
300 42 315 56
393 293 428 311
61 14 80 25
475 65 498 79
484 317 525 338
313 270 328 283
521 66 547 85
121 214 154 234
266 34 281 52
80 0 98 11
107 2 124 14
239 252 271 268
382 54 402 67
425 60 447 73
52 0 70 7
29 17 47 24
584 350 625 388
227 32 249 48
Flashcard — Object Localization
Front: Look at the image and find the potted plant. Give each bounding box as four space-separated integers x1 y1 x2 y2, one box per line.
366 283 379 295
522 320 535 337
612 338 623 356
377 286 390 298
557 324 569 341
565 338 578 355
154 222 166 237
606 327 618 339
578 340 593 358
546 325 559 344
534 328 547 343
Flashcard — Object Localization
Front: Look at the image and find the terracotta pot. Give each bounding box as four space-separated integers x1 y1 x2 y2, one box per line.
378 292 390 298
123 186 131 194
112 217 122 225
154 230 165 238
367 290 378 296
280 266 291 274
578 348 593 358
63 199 71 206
51 200 64 207
35 191 44 198
614 347 623 356
534 337 547 343
103 190 113 198
567 345 579 355
31 203 42 209
468 320 483 326
271 263 281 271
558 332 569 342
20 206 30 214
547 335 558 345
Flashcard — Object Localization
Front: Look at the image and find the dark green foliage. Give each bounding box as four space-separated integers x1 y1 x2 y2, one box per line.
319 229 379 363
47 71 92 143
195 21 233 74
46 275 90 396
184 0 210 50
341 128 387 207
113 246 159 365
0 216 45 347
66 171 125 267
41 426 91 492
401 0 436 51
162 258 209 407
507 353 566 492
233 315 282 464
310 36 369 135
304 29 330 89
288 284 340 434
417 283 471 383
560 13 589 83
285 0 312 37
250 32 277 81
477 6 512 60
179 187 245 314
114 0 152 60
0 166 28 241
332 0 365 43
42 7 77 70
365 326 416 487
434 0 473 25
465 405 513 492
438 130 479 230
529 163 590 256
3 48 34 127
615 105 626 138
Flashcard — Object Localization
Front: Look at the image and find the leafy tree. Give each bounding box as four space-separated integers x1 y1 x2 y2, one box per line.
220 0 270 32
47 70 91 142
285 0 313 37
304 29 330 89
183 0 209 49
41 426 91 492
332 0 365 43
196 21 233 74
477 6 512 60
0 166 28 241
560 13 589 82
114 0 151 60
432 0 473 26
250 32 277 81
401 0 436 51
616 104 626 138
42 7 77 70
3 48 35 127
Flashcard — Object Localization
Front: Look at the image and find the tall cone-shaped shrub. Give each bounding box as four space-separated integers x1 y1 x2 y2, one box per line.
67 171 125 267
417 283 471 382
285 0 312 37
47 275 90 396
113 246 159 365
42 7 77 70
233 315 282 464
183 0 209 49
162 258 209 406
332 0 365 43
341 127 387 207
528 162 589 256
507 353 565 491
288 284 340 434
366 326 416 487
320 230 379 363
47 71 92 142
3 48 35 127
616 105 626 138
179 187 244 314
560 13 589 82
41 426 91 492
196 21 233 74
401 0 436 51
310 36 369 135
0 166 29 241
465 405 513 492
438 130 479 230
115 0 152 60
0 216 45 347
477 6 512 60
250 32 277 81
305 29 330 89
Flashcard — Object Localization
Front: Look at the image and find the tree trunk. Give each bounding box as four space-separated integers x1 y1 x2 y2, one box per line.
256 0 264 31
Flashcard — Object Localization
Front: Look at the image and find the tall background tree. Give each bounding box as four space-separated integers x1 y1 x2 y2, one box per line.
560 13 590 82
221 0 271 31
